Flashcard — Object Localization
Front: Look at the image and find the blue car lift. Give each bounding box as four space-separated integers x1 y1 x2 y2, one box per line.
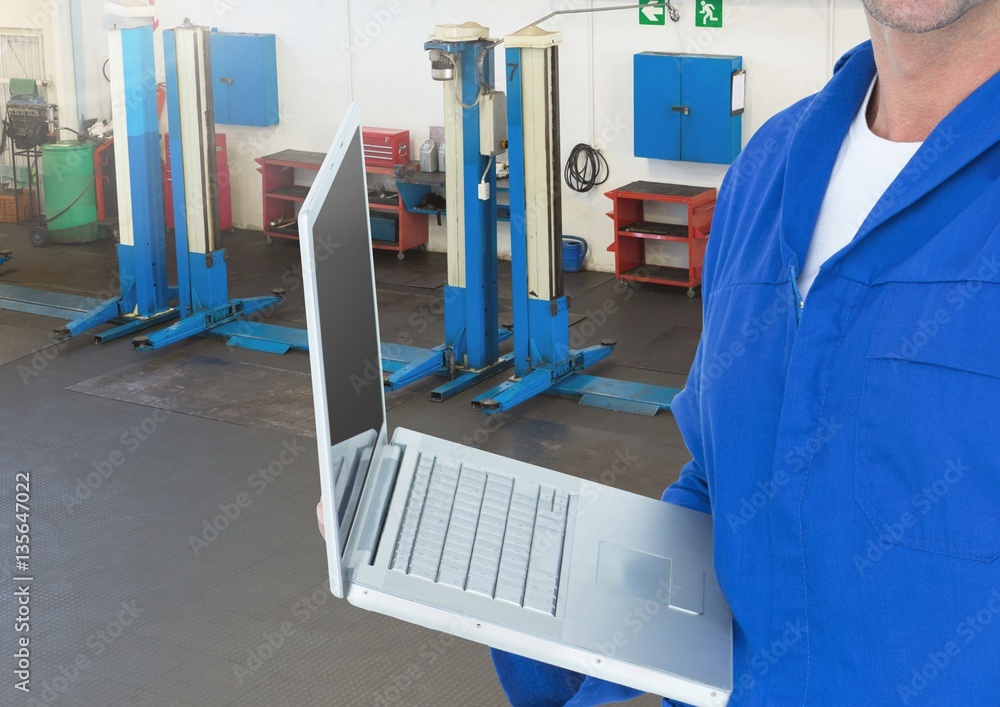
64 17 180 343
131 22 302 355
0 251 11 268
472 28 679 417
380 23 514 399
0 11 181 342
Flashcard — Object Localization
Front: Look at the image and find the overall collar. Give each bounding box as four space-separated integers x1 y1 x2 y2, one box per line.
779 41 1000 275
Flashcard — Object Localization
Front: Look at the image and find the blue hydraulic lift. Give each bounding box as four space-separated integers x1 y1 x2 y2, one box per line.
62 17 180 343
131 22 304 355
380 23 514 400
472 27 680 417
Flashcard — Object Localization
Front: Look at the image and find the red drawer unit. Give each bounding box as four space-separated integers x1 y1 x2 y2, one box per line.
362 127 409 167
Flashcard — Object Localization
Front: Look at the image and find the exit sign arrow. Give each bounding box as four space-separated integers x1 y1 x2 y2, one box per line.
639 0 666 25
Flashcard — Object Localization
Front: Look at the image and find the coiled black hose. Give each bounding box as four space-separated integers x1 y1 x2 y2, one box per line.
564 143 609 193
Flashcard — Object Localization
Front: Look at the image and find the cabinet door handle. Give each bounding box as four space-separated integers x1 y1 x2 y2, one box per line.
220 77 234 85
671 105 690 116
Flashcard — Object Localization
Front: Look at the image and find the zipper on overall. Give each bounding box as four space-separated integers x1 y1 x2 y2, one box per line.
790 265 804 325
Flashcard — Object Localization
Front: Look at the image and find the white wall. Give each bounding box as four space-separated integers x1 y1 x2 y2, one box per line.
9 0 871 272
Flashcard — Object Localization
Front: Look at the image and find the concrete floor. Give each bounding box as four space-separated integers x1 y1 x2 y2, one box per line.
0 223 701 706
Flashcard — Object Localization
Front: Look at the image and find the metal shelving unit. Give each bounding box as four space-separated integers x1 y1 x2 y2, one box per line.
605 180 716 297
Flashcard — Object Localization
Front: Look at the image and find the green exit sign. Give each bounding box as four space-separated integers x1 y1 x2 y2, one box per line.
696 0 723 28
639 0 666 26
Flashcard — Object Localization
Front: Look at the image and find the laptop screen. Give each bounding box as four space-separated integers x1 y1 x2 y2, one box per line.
311 127 385 445
301 111 387 564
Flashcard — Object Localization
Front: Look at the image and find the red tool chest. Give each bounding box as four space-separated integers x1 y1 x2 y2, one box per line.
362 127 410 168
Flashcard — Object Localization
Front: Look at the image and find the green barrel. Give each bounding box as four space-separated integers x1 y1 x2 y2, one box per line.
41 141 100 243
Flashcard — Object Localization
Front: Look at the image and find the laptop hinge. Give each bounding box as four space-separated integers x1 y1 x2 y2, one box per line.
351 443 403 567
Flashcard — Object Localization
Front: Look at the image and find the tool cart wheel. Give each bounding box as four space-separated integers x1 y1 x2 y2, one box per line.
687 288 697 298
29 227 49 248
397 252 405 261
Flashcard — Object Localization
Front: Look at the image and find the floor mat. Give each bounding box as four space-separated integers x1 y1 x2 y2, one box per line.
68 350 317 438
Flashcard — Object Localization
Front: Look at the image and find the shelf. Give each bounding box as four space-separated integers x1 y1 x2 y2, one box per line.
397 170 446 187
266 185 311 202
258 149 325 169
266 225 299 237
620 222 689 240
619 265 693 286
261 149 428 252
407 207 445 217
609 181 716 201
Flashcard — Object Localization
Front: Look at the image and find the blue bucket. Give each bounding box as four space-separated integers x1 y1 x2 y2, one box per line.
562 236 588 273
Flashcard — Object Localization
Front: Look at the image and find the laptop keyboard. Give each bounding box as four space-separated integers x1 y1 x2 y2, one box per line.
390 454 569 616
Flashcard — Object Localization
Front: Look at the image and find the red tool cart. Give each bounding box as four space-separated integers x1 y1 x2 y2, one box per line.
605 181 716 297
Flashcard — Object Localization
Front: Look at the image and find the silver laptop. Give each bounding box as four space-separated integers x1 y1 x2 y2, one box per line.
299 103 732 707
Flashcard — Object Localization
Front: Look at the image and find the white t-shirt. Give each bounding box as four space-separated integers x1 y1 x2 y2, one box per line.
797 81 923 298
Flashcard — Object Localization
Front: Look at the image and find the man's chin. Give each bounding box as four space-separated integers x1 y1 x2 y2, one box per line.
863 0 983 34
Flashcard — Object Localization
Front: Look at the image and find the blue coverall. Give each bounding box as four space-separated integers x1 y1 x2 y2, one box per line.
493 41 1000 706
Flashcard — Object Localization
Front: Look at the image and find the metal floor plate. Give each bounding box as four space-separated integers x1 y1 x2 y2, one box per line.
67 350 316 438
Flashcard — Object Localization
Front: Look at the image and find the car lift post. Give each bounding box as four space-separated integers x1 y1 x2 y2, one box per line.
472 27 680 417
380 23 514 399
132 21 303 354
6 6 181 341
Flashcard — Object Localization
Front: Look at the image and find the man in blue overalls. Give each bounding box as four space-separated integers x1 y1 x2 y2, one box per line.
494 1 1000 704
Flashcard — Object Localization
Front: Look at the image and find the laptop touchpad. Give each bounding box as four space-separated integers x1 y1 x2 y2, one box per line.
596 542 704 615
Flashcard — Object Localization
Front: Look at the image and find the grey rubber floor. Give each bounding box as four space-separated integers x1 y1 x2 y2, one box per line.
0 223 698 706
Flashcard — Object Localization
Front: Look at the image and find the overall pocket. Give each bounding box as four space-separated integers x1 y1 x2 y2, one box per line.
855 282 1000 562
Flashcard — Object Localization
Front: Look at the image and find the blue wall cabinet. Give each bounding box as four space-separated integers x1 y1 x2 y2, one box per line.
634 52 743 165
209 32 279 127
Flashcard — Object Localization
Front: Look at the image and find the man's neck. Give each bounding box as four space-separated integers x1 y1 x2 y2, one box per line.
867 5 1000 142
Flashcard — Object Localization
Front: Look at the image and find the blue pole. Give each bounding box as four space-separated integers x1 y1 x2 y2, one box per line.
460 42 498 370
120 26 170 316
505 47 532 377
163 30 193 318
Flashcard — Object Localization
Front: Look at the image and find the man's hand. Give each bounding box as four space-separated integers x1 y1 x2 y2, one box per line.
316 499 326 540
